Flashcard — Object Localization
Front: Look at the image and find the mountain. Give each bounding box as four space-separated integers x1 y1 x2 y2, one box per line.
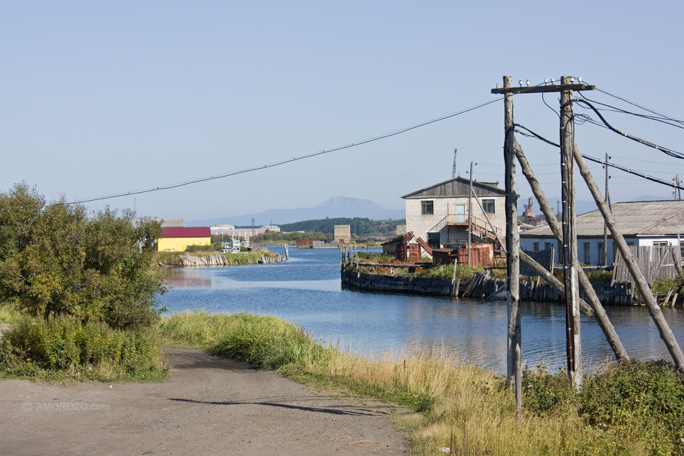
187 196 405 227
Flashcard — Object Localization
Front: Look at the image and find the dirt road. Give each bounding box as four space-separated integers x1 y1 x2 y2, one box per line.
0 349 408 455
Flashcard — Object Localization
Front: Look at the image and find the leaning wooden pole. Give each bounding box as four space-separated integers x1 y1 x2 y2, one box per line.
514 140 629 362
573 145 684 371
503 76 522 417
520 251 593 316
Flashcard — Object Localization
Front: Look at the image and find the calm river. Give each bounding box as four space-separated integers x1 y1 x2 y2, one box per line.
160 247 684 374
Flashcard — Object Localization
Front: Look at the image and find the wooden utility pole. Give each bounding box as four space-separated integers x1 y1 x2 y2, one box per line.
493 77 596 392
560 76 581 390
468 161 474 266
499 76 522 417
603 153 610 266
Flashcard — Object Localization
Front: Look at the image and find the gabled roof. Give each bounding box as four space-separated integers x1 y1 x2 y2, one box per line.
402 176 505 199
521 201 684 237
161 227 211 238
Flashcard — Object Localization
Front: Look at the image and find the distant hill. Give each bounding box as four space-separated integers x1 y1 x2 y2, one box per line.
187 196 405 226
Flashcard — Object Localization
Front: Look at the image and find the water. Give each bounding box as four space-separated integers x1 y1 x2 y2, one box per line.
160 247 684 374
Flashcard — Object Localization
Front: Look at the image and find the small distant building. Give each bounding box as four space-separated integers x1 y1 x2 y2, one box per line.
160 218 184 228
334 225 352 244
210 224 236 234
158 227 211 252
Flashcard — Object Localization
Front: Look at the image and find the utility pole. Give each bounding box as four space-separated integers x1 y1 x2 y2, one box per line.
452 149 458 179
468 161 473 266
494 76 521 417
603 153 611 267
493 76 595 394
560 76 581 390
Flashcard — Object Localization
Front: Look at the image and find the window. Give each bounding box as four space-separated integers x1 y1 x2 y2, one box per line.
583 242 591 264
482 199 495 214
598 242 604 265
544 242 552 251
421 201 434 215
533 242 539 252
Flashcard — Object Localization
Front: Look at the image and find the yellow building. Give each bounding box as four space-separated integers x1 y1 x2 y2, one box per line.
158 227 212 252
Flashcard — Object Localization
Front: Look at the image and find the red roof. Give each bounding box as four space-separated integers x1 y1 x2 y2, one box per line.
161 227 211 238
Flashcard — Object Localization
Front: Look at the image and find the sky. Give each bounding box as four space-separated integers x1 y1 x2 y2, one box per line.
2 1 683 224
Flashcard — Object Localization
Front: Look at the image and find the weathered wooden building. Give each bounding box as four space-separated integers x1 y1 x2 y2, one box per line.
402 177 506 254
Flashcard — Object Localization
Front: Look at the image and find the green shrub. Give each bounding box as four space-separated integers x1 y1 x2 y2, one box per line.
0 315 165 380
580 360 684 454
523 365 577 415
0 183 166 329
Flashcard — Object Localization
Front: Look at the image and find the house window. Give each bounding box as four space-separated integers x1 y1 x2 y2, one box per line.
583 242 591 264
544 242 552 251
482 199 495 214
598 242 604 265
421 201 434 215
533 242 539 252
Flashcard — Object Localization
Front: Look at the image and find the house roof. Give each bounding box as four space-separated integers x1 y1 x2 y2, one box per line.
402 176 506 199
161 227 211 238
521 201 684 238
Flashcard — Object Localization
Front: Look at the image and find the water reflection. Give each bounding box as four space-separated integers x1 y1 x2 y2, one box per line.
159 248 684 374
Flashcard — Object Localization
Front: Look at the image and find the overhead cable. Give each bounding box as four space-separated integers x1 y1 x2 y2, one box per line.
574 99 684 160
514 123 684 192
68 98 503 205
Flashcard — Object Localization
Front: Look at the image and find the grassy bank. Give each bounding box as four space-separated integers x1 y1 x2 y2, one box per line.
161 311 684 455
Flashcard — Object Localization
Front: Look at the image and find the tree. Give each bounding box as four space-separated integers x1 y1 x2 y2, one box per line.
0 183 165 329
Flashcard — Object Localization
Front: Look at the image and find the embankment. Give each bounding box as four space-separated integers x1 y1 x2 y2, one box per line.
159 250 285 267
341 269 636 305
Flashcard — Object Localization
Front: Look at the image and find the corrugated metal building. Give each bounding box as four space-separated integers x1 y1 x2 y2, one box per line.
520 200 684 265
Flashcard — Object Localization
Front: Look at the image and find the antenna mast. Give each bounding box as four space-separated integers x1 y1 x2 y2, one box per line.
452 148 458 178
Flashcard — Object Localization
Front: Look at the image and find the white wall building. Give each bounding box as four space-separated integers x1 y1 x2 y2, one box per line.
520 200 684 265
402 177 507 252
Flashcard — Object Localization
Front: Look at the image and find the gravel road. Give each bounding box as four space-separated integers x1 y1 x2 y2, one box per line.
0 348 408 455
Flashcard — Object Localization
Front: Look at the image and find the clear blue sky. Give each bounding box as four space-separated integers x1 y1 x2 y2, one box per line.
2 1 683 223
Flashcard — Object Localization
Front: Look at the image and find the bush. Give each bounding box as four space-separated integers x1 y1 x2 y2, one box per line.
580 360 684 454
0 183 166 329
0 315 165 380
523 365 577 415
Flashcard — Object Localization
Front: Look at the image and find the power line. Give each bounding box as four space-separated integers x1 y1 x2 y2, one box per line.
594 88 684 127
577 93 684 131
515 122 684 192
574 99 684 160
68 98 503 205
